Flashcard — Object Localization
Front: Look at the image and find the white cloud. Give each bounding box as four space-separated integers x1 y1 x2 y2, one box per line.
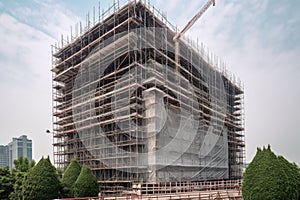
0 12 54 161
10 0 82 41
0 0 85 161
0 13 53 83
0 0 97 162
272 5 286 15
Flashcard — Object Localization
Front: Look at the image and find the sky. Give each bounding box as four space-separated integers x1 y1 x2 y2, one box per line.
0 0 299 165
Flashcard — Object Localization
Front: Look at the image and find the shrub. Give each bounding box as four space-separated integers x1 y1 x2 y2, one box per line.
61 159 81 197
22 157 61 200
73 166 98 197
242 145 300 200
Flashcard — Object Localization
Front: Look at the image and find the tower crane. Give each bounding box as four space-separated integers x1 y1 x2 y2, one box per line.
173 0 216 72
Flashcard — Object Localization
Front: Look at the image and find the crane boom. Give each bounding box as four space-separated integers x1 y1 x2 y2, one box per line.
173 0 215 42
173 0 215 73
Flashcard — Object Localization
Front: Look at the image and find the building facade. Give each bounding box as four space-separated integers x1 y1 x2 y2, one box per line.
8 135 32 169
0 145 9 168
51 1 244 194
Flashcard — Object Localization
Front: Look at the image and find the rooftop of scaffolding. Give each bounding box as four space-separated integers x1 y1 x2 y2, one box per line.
51 0 243 90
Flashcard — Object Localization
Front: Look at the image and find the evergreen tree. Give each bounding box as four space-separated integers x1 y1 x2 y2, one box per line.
61 159 81 197
0 167 13 200
242 145 300 200
22 157 61 200
73 166 98 197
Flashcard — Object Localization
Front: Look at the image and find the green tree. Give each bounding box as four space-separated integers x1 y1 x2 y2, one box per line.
9 157 35 200
0 167 13 200
73 166 98 197
13 156 35 173
9 171 24 200
242 145 300 200
61 159 81 197
22 157 61 200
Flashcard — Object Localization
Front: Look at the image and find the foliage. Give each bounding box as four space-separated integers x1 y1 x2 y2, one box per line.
73 166 98 197
0 167 13 200
22 157 61 200
61 159 81 197
9 156 35 200
9 171 25 200
13 156 35 173
56 167 63 179
242 145 300 200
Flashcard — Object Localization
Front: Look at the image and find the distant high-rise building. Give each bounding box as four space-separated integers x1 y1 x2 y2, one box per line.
0 145 9 168
8 135 32 169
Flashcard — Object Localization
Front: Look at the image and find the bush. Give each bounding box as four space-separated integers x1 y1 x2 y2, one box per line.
73 166 98 197
22 157 61 200
61 159 81 197
242 145 300 200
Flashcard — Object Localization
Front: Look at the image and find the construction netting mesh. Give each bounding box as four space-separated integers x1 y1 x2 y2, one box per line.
71 27 233 182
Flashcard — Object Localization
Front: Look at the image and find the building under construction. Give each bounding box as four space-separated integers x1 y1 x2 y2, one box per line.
51 0 244 195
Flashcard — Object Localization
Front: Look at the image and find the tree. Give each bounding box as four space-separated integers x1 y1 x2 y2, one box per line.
61 159 81 197
13 156 35 173
9 171 24 200
242 145 300 200
73 166 98 197
9 157 35 200
22 157 61 200
0 167 13 200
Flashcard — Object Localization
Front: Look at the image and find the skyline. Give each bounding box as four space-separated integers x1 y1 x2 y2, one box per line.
0 0 299 165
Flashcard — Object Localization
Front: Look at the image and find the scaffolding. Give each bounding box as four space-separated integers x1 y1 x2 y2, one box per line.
51 0 244 195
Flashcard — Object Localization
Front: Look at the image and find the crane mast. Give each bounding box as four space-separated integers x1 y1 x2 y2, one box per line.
173 0 216 72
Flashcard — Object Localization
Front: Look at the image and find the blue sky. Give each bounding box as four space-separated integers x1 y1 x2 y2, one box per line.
0 0 299 165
